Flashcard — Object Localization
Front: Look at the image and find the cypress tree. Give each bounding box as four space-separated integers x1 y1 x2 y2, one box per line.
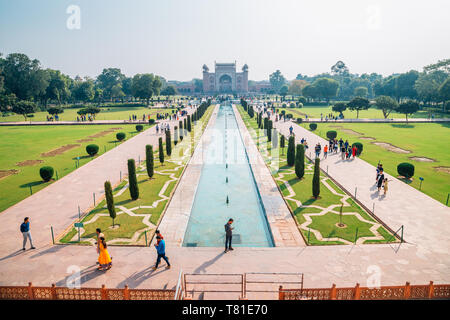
158 137 164 165
165 129 172 156
312 158 321 199
280 134 285 155
272 128 278 149
104 180 116 227
179 120 183 141
145 144 154 179
287 136 295 166
174 126 179 146
187 115 192 132
267 120 273 142
184 118 187 133
295 144 305 179
127 159 139 200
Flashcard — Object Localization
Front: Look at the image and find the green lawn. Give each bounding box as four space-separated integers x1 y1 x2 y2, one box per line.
0 124 146 212
0 106 177 122
276 105 449 120
237 105 397 245
300 122 450 205
59 105 215 245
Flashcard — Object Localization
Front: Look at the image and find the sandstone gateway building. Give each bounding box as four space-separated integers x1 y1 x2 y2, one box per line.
202 62 249 94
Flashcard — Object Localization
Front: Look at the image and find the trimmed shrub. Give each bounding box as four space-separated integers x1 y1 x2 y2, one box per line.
39 166 54 182
165 129 172 156
312 158 320 198
146 145 154 178
136 124 144 132
127 159 139 200
297 102 304 108
272 129 278 149
148 118 155 124
286 113 293 119
397 162 415 179
280 134 285 150
267 120 273 142
86 144 99 156
158 137 164 165
104 180 116 227
352 142 363 156
296 118 303 124
309 123 317 131
287 136 296 166
326 130 337 140
290 103 296 108
116 132 126 141
295 144 305 179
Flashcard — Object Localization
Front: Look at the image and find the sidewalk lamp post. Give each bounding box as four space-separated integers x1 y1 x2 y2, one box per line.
419 177 424 190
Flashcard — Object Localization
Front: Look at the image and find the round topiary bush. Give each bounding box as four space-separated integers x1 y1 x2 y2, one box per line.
352 142 363 156
287 113 293 119
136 124 144 132
116 132 126 141
39 166 54 182
290 103 296 108
309 123 317 131
297 102 303 108
397 162 415 179
148 119 155 124
86 144 99 156
296 118 303 124
326 130 337 140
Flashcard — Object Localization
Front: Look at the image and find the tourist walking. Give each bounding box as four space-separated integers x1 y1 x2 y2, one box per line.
376 164 383 184
20 217 35 251
352 145 357 158
152 236 171 270
224 218 234 253
323 145 328 159
377 169 385 192
97 237 112 271
289 125 293 136
383 178 389 196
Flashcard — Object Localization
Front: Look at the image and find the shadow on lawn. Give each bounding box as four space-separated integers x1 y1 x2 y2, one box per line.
19 180 47 189
390 123 415 129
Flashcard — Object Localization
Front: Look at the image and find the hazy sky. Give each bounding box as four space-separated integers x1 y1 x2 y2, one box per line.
1 0 449 81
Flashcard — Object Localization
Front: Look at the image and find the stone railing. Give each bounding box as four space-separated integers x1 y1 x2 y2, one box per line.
279 281 450 300
0 283 175 300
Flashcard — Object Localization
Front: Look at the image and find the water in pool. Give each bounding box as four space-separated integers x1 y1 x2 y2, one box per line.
182 103 274 247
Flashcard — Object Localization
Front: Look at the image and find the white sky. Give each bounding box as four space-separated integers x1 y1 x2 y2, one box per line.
1 0 449 81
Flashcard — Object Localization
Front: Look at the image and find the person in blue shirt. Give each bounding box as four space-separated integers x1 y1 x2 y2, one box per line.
20 217 35 250
152 235 171 270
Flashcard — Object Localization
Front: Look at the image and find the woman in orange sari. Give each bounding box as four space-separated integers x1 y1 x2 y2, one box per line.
97 237 112 271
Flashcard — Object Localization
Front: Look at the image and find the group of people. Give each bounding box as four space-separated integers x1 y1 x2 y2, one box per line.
320 113 343 121
155 122 171 134
76 114 94 122
46 115 59 121
376 163 389 195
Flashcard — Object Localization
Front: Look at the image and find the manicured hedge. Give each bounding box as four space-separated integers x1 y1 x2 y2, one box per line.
86 144 99 156
326 130 337 140
116 132 126 141
309 123 317 131
39 166 54 182
136 124 144 132
397 162 415 178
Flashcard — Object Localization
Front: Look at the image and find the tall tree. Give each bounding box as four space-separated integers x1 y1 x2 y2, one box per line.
165 129 172 156
347 97 371 118
145 145 154 179
269 70 286 93
97 68 125 101
397 100 420 122
312 158 320 199
295 144 305 179
374 95 399 119
158 137 164 165
12 100 36 120
132 73 159 105
287 136 295 166
127 159 139 200
104 181 116 227
2 53 49 101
